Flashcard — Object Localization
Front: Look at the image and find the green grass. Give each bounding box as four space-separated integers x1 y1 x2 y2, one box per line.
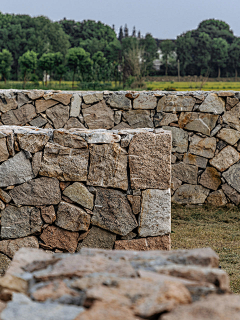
146 81 240 91
171 205 240 293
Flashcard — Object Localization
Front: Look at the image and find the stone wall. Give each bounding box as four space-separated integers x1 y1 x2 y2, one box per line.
0 126 171 267
0 89 239 206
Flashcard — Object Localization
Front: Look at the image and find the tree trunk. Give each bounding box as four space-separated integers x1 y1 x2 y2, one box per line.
218 67 221 79
165 57 168 76
235 68 238 82
72 70 75 89
23 71 26 89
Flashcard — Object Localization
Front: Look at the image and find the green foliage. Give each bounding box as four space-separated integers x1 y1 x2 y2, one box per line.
0 49 13 82
19 50 38 82
228 38 240 78
160 40 175 75
211 37 229 78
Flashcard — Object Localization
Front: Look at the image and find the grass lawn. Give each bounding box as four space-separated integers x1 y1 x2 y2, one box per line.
171 205 240 293
146 81 240 91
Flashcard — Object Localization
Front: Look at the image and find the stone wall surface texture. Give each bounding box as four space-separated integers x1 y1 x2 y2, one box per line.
0 90 239 207
0 125 171 271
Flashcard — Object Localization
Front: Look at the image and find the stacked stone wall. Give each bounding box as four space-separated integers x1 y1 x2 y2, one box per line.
0 89 240 206
0 126 171 266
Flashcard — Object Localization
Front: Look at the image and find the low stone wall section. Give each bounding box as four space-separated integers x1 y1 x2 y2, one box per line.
0 126 171 268
0 89 240 206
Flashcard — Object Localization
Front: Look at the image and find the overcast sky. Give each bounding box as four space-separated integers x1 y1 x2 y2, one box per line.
1 0 240 39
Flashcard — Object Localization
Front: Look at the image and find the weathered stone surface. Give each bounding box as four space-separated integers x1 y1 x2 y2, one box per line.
17 133 49 153
133 94 157 109
0 138 9 162
129 132 171 190
207 189 227 206
6 132 15 156
40 225 78 253
127 195 141 215
1 206 42 239
172 162 198 184
40 205 56 224
209 146 240 172
70 93 81 117
27 90 44 100
107 94 131 110
138 189 171 237
183 153 208 169
46 104 69 129
198 93 225 114
82 100 114 129
0 200 5 210
157 95 196 112
84 132 120 144
87 143 128 190
121 134 133 147
122 110 154 128
55 201 90 232
147 234 171 250
199 167 221 190
29 116 47 128
63 182 94 210
114 110 122 124
0 151 34 187
217 128 240 145
172 184 210 204
226 96 239 110
2 104 37 126
162 126 188 153
0 95 17 113
91 188 137 236
32 151 42 177
222 183 240 205
10 177 61 205
0 254 11 276
0 237 39 258
35 99 58 113
83 92 103 104
115 235 171 251
189 135 216 158
53 130 87 149
63 117 85 129
47 93 72 105
79 226 116 250
112 122 131 130
178 112 218 136
39 142 89 182
154 112 178 127
0 188 11 203
222 163 240 193
171 176 182 195
17 93 29 107
121 231 137 240
222 103 240 131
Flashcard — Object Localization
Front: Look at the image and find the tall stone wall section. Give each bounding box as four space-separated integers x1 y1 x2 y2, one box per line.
0 89 240 206
0 126 171 269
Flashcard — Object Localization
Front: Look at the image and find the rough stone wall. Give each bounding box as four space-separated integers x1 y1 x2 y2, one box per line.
0 89 239 206
0 126 171 268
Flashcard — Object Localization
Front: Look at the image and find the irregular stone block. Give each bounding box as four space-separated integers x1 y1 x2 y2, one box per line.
115 238 148 250
222 183 240 205
1 206 43 239
63 182 94 210
162 126 188 153
27 90 44 100
107 94 131 110
91 188 137 236
127 195 141 215
0 188 11 203
46 104 69 129
0 151 34 188
171 176 182 195
87 143 128 190
70 93 81 117
79 226 116 250
0 95 17 113
17 133 49 153
217 128 240 145
29 116 47 128
122 110 153 128
178 112 218 136
189 135 216 158
199 167 221 191
133 94 157 109
222 103 240 131
114 110 122 124
157 95 196 112
0 253 11 276
35 99 58 113
0 138 9 162
129 132 171 190
121 231 137 240
84 132 120 144
53 130 87 149
17 93 29 107
39 142 89 182
2 104 37 126
0 237 39 258
172 162 198 184
121 134 133 147
82 100 114 129
183 153 208 169
138 189 171 237
222 163 240 193
198 93 225 114
172 184 210 204
83 93 103 104
40 205 56 224
40 225 79 253
49 93 72 105
207 190 227 207
209 146 240 172
10 177 61 205
112 122 131 130
147 234 171 250
32 151 42 177
226 96 239 110
154 112 178 127
55 201 90 232
0 200 5 210
63 118 85 129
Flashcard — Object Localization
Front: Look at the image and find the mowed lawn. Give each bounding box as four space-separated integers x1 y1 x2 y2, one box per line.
146 81 240 91
171 205 240 293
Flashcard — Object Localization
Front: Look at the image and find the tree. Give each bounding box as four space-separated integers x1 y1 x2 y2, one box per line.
141 34 158 75
198 19 235 43
0 49 13 82
228 38 240 79
160 40 175 76
211 37 229 78
124 24 129 38
118 26 123 42
194 32 211 75
38 53 55 85
54 52 66 84
132 26 136 37
66 47 92 88
176 31 195 76
18 50 38 87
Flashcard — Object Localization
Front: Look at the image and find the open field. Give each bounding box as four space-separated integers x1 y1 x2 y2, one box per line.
146 81 240 91
171 205 240 294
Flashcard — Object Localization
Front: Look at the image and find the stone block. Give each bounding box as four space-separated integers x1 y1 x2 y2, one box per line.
199 167 221 191
157 95 196 112
46 104 69 129
0 237 39 258
82 100 114 129
17 133 49 153
40 205 56 224
2 104 37 126
222 183 240 205
133 94 157 109
82 93 103 104
0 138 9 162
209 146 240 172
53 130 87 149
198 93 225 114
217 128 240 145
222 103 240 131
107 94 131 110
222 163 240 193
207 190 227 206
162 126 188 153
189 135 216 158
122 110 154 128
63 182 94 210
35 99 58 113
172 162 198 184
183 153 208 169
172 184 210 204
127 195 141 215
78 226 116 250
70 93 81 117
154 112 178 127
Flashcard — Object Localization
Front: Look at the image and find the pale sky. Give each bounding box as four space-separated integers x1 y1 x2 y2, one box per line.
1 0 240 39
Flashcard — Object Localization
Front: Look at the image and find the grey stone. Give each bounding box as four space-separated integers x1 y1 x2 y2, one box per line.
35 99 58 113
10 177 61 205
0 236 39 258
64 118 85 130
46 104 69 129
17 92 29 107
83 92 103 104
0 94 18 113
172 184 210 204
29 116 48 128
209 146 240 172
183 153 208 169
198 93 225 114
1 104 37 126
222 103 240 131
157 95 196 112
138 189 171 237
222 163 240 193
82 100 114 129
121 231 137 240
162 126 188 153
114 110 122 124
0 138 9 162
122 110 154 128
91 188 138 236
27 90 44 100
172 162 198 184
189 135 216 159
207 190 227 206
171 176 182 195
0 253 11 276
210 124 222 137
70 93 81 117
217 128 240 145
133 94 157 109
17 133 49 153
78 226 116 250
107 94 131 110
222 183 240 205
154 112 178 127
63 182 94 210
1 206 43 239
0 188 11 203
199 167 221 191
32 151 42 177
0 151 34 188
53 130 88 149
84 132 121 144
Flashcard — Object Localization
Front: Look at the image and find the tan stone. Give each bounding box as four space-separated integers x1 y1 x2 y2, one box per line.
83 93 103 104
1 104 37 126
27 90 44 100
87 143 128 190
82 100 114 129
183 153 208 168
147 234 171 250
17 133 49 153
172 162 198 184
189 135 216 158
41 205 56 224
122 110 153 128
46 104 69 129
32 151 42 177
0 96 17 113
133 94 157 109
0 188 11 203
53 130 88 149
198 93 225 114
0 236 39 258
207 189 227 206
154 112 178 126
157 95 196 112
129 132 171 190
210 146 240 172
222 183 240 205
64 117 85 129
222 103 240 131
107 94 131 110
35 99 58 113
50 93 72 105
63 182 94 210
222 163 240 193
172 184 210 204
0 200 5 210
199 167 221 190
217 128 240 145
0 138 9 162
218 91 235 97
115 238 148 250
79 226 116 250
226 96 239 110
127 195 141 214
171 176 182 195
